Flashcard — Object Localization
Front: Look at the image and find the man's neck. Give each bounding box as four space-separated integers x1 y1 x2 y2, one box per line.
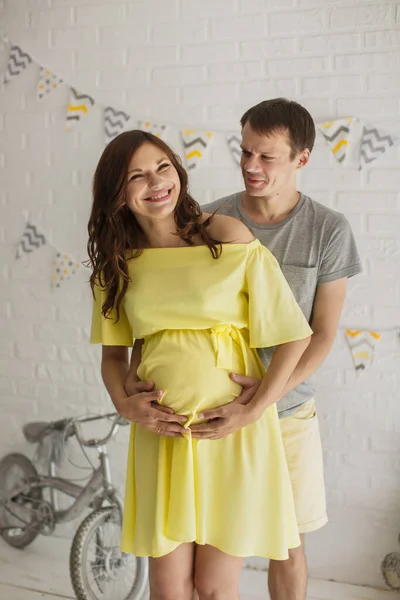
241 190 301 225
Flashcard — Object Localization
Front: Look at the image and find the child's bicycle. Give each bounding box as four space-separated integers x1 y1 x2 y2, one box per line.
0 411 148 600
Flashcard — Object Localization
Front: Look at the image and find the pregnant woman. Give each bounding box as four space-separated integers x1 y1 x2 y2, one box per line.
88 130 312 600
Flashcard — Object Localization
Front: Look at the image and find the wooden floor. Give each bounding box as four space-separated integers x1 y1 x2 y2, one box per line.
0 536 398 600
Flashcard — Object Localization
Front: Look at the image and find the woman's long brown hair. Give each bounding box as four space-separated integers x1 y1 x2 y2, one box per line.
87 130 221 321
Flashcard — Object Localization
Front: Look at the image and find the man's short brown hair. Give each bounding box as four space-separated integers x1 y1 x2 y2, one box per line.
240 98 316 160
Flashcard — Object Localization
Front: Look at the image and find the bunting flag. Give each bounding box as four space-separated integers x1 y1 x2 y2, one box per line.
37 67 63 100
4 45 32 84
137 121 166 138
104 106 131 144
51 251 80 289
65 87 95 130
359 125 398 170
181 129 213 170
226 132 242 165
345 329 382 375
318 117 355 164
16 222 46 259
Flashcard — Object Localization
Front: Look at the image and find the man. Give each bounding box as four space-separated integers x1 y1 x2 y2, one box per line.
122 98 361 599
189 98 362 600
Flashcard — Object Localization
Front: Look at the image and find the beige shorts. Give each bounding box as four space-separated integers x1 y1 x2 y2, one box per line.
279 399 328 534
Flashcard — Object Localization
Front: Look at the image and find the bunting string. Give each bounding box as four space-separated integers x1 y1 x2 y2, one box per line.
1 37 398 168
4 36 400 342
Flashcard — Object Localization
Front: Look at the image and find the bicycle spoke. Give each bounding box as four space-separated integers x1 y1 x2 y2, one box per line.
85 546 138 600
71 505 142 600
88 541 108 557
86 545 104 560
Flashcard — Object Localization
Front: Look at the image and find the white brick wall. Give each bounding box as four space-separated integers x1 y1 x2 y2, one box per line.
0 0 399 591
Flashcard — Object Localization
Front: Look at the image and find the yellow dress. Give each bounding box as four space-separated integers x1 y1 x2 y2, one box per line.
90 240 312 559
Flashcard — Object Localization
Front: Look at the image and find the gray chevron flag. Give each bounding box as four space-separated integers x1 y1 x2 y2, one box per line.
359 125 398 170
4 45 32 84
104 107 131 143
226 133 242 165
16 222 46 259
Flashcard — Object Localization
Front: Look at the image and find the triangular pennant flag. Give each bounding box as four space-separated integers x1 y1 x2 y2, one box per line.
16 222 46 259
318 117 355 164
4 45 32 84
359 124 398 170
104 106 131 144
65 87 95 129
345 329 381 375
137 121 167 138
37 66 63 100
181 129 213 170
226 132 242 165
51 251 81 289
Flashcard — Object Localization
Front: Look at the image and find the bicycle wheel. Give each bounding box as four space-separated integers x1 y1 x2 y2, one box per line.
0 453 43 548
70 507 148 600
381 551 400 591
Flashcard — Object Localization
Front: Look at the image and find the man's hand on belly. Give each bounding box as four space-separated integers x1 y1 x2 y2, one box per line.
190 374 261 440
116 380 188 438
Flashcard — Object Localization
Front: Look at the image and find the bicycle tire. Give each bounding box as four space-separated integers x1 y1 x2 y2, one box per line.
0 452 43 549
69 507 148 600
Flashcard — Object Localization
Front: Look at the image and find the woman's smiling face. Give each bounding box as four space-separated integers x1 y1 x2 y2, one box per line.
125 142 181 220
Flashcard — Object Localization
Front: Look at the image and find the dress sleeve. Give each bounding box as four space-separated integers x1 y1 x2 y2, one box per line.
90 283 134 346
245 240 313 348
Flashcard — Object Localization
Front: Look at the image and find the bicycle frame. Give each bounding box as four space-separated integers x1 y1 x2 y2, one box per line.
1 443 122 525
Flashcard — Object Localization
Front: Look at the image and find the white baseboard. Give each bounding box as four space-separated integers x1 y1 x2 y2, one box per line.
239 568 400 600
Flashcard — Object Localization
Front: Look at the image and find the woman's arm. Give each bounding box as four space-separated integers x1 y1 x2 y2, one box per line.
125 338 144 394
190 336 310 440
102 346 131 405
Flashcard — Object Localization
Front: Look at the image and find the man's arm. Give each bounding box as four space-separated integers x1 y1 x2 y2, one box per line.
191 277 348 439
278 277 347 397
190 335 311 439
231 278 348 401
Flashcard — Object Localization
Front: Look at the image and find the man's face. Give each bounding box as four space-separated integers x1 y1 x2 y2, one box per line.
240 123 307 198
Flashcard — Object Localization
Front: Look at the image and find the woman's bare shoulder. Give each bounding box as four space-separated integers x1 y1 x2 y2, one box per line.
201 212 254 244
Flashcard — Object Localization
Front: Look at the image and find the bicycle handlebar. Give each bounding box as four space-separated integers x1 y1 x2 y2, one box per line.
71 412 129 448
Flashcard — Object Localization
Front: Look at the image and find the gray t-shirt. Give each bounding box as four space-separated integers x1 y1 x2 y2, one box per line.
203 191 362 417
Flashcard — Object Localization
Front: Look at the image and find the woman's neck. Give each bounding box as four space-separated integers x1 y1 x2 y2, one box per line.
138 216 182 248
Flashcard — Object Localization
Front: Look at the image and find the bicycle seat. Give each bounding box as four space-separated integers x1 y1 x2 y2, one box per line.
23 418 71 443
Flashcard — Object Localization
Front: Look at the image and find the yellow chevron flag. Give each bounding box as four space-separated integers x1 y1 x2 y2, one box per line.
137 121 166 138
318 117 355 164
345 329 381 376
65 87 95 130
181 129 213 170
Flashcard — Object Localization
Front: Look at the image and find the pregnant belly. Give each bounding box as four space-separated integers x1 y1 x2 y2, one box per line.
137 328 256 425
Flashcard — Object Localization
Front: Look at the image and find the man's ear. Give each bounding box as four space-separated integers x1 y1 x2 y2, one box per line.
296 148 311 170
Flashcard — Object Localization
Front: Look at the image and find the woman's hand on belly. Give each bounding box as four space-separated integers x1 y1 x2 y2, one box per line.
116 380 188 438
190 374 262 440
